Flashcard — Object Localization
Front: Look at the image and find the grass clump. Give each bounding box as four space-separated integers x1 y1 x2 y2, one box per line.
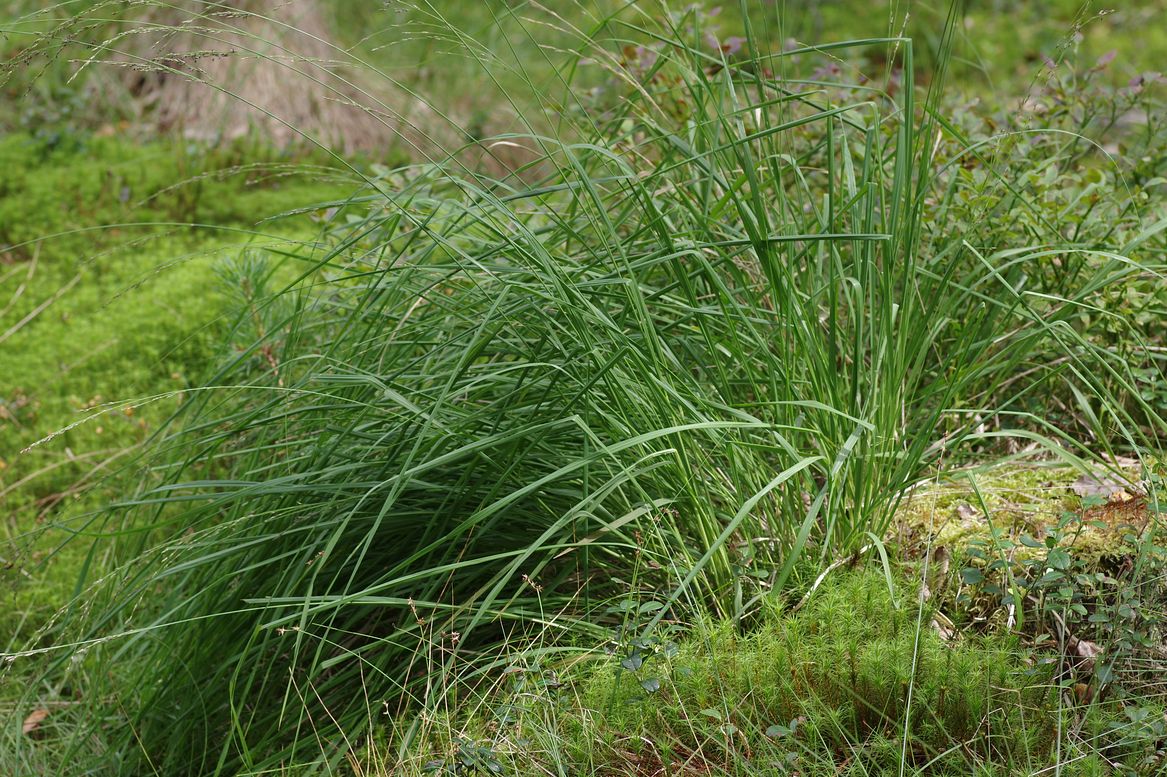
1 2 1165 775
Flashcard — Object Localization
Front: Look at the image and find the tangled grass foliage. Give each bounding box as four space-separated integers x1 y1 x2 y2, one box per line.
2 2 1164 774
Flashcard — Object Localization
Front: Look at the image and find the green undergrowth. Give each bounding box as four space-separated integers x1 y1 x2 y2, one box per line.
398 570 1163 776
5 1 1166 142
898 464 1167 714
0 131 356 640
584 571 1053 775
774 0 1167 90
0 132 344 253
2 2 1166 775
894 463 1154 562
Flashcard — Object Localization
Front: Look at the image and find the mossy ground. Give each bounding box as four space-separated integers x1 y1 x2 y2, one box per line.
892 463 1157 564
0 132 354 643
393 570 1164 776
378 469 1166 775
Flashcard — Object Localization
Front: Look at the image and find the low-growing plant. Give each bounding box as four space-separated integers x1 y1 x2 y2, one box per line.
391 570 1067 776
583 570 1056 773
2 2 1165 775
0 132 355 641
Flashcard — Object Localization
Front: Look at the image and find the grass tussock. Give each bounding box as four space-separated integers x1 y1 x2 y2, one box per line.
0 2 1164 775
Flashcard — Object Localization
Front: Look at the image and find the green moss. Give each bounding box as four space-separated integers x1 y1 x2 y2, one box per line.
0 132 353 640
398 570 1166 775
893 464 1151 564
570 571 1055 775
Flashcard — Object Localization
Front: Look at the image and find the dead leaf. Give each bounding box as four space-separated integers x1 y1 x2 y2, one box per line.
1071 473 1130 501
956 503 980 521
1071 637 1102 660
22 708 49 736
922 546 950 605
931 545 951 578
1067 636 1102 673
931 612 957 643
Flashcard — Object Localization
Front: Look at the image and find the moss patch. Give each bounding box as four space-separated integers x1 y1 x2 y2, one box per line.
892 463 1155 565
396 568 1167 776
0 132 353 641
573 571 1055 775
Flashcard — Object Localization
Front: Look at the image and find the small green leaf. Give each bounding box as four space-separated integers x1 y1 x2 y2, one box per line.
1048 548 1071 570
1037 570 1064 585
960 567 984 585
640 677 661 693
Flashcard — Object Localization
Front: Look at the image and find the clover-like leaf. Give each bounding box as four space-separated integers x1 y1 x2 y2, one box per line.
620 653 643 672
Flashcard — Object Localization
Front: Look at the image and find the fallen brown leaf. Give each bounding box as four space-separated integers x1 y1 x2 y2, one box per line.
1072 637 1102 660
956 503 980 521
1108 489 1135 504
931 614 957 643
22 708 49 736
1071 473 1130 501
1067 635 1103 674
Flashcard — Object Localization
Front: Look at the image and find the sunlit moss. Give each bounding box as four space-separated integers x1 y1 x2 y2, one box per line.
893 463 1153 563
0 132 351 640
